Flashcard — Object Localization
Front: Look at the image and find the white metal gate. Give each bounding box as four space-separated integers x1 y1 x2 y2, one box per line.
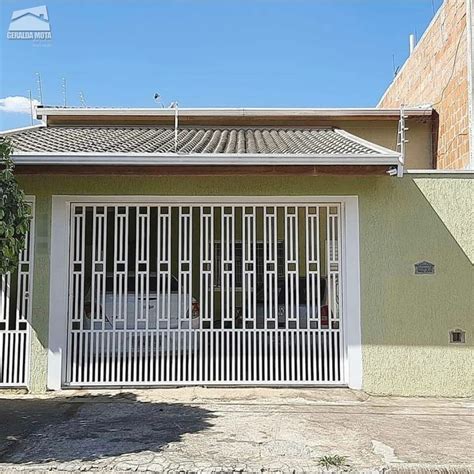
65 201 344 386
0 201 34 387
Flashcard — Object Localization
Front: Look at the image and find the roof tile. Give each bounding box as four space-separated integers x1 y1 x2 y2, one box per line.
5 126 382 155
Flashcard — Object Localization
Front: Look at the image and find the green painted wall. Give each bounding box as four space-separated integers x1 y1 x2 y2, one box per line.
18 174 473 396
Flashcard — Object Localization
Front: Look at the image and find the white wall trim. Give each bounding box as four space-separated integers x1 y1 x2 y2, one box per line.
342 197 363 389
50 194 365 204
406 169 474 176
47 195 362 390
25 196 36 390
47 197 70 390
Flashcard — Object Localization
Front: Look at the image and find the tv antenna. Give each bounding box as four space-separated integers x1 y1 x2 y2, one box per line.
153 93 179 151
28 90 34 125
62 77 67 107
169 101 179 153
79 91 86 107
35 72 44 104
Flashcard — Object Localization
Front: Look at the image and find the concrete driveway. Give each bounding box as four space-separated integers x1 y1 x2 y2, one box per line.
0 388 472 472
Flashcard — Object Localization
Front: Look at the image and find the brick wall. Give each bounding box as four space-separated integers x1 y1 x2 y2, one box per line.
379 0 470 170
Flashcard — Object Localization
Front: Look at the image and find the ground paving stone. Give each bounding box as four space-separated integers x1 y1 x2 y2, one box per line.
0 388 472 472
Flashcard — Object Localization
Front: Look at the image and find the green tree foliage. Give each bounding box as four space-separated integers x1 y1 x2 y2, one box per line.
0 138 32 274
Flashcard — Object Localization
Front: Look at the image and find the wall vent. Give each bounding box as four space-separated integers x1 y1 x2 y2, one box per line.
449 329 466 344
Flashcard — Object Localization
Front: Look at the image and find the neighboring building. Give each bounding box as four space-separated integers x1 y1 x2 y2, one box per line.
0 106 472 397
378 0 474 170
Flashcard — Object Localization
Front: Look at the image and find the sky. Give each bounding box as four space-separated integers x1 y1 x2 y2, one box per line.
0 0 443 130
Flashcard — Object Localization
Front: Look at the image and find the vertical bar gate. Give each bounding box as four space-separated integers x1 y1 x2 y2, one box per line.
0 201 35 387
65 202 344 386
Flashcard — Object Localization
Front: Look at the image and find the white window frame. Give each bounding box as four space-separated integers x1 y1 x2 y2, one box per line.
48 195 362 390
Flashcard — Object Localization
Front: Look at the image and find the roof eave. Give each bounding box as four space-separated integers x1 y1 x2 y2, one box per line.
34 106 433 120
1 124 45 135
12 152 402 167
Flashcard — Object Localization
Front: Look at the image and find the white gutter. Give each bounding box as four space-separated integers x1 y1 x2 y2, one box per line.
12 151 402 167
34 106 433 120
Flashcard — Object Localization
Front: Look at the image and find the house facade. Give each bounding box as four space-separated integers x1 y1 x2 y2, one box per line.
0 106 472 396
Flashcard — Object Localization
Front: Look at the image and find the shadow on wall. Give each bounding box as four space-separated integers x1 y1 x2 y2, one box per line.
0 393 214 465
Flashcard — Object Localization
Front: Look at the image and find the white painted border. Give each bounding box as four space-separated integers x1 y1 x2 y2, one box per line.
52 195 362 204
406 170 474 175
24 196 36 389
48 197 70 390
341 197 362 389
48 195 362 390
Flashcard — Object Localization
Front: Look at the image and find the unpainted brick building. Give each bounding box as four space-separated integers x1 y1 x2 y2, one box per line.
379 0 474 170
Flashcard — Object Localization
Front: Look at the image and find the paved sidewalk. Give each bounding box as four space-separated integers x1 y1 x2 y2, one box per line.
0 388 472 472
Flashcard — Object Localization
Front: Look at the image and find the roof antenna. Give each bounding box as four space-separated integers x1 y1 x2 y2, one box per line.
154 92 164 108
35 72 43 104
62 77 67 107
28 90 34 125
79 91 86 107
169 101 179 153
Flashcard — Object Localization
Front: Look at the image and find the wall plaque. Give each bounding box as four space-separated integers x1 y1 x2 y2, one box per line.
414 261 435 275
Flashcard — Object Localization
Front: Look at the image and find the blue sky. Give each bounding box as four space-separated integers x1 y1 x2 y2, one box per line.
0 0 442 130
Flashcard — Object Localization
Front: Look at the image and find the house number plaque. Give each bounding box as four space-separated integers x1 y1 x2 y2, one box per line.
414 261 435 275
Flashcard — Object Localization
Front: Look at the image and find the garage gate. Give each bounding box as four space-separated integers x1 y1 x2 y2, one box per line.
65 201 345 386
